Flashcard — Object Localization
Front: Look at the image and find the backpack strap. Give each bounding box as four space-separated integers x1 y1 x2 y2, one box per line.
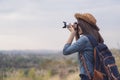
86 35 100 78
80 54 92 80
78 35 98 80
80 48 97 80
93 48 97 69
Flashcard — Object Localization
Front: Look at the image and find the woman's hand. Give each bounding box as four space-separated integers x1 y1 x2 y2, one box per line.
67 23 76 33
66 23 77 44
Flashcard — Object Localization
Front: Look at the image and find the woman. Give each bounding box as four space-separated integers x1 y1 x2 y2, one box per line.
63 13 104 80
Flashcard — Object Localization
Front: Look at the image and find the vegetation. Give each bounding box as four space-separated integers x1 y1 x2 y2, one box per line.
0 49 120 80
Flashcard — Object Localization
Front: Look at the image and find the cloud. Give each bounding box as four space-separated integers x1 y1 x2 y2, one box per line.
0 0 120 50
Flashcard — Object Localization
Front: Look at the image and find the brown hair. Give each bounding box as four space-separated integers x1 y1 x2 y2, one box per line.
77 19 104 43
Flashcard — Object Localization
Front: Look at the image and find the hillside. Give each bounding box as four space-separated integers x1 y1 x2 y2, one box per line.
0 49 120 80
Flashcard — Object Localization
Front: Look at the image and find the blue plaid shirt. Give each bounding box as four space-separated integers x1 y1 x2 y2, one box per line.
63 35 94 76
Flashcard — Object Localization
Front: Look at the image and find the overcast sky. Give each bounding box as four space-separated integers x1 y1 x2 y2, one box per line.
0 0 120 50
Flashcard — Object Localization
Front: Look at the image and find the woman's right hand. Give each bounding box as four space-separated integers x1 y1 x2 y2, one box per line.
67 23 76 33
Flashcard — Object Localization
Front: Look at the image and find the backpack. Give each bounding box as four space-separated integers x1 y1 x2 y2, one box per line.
81 35 120 80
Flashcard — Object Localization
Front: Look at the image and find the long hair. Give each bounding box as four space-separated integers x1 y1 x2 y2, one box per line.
77 19 104 43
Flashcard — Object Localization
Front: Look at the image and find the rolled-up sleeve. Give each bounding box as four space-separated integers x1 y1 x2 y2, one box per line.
63 36 88 55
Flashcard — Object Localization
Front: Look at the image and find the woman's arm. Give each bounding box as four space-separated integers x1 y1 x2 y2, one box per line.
63 35 87 55
66 23 76 44
66 31 76 44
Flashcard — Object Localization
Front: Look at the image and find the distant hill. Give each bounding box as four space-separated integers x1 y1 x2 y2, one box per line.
0 49 62 54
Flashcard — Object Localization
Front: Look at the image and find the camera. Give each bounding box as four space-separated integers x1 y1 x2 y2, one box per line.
62 21 78 30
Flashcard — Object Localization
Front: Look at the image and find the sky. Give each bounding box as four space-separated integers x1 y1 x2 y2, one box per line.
0 0 120 50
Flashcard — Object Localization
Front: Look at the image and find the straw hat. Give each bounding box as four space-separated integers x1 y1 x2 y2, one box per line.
74 13 99 31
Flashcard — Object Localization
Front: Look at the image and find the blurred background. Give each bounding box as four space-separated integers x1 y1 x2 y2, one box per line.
0 0 120 80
